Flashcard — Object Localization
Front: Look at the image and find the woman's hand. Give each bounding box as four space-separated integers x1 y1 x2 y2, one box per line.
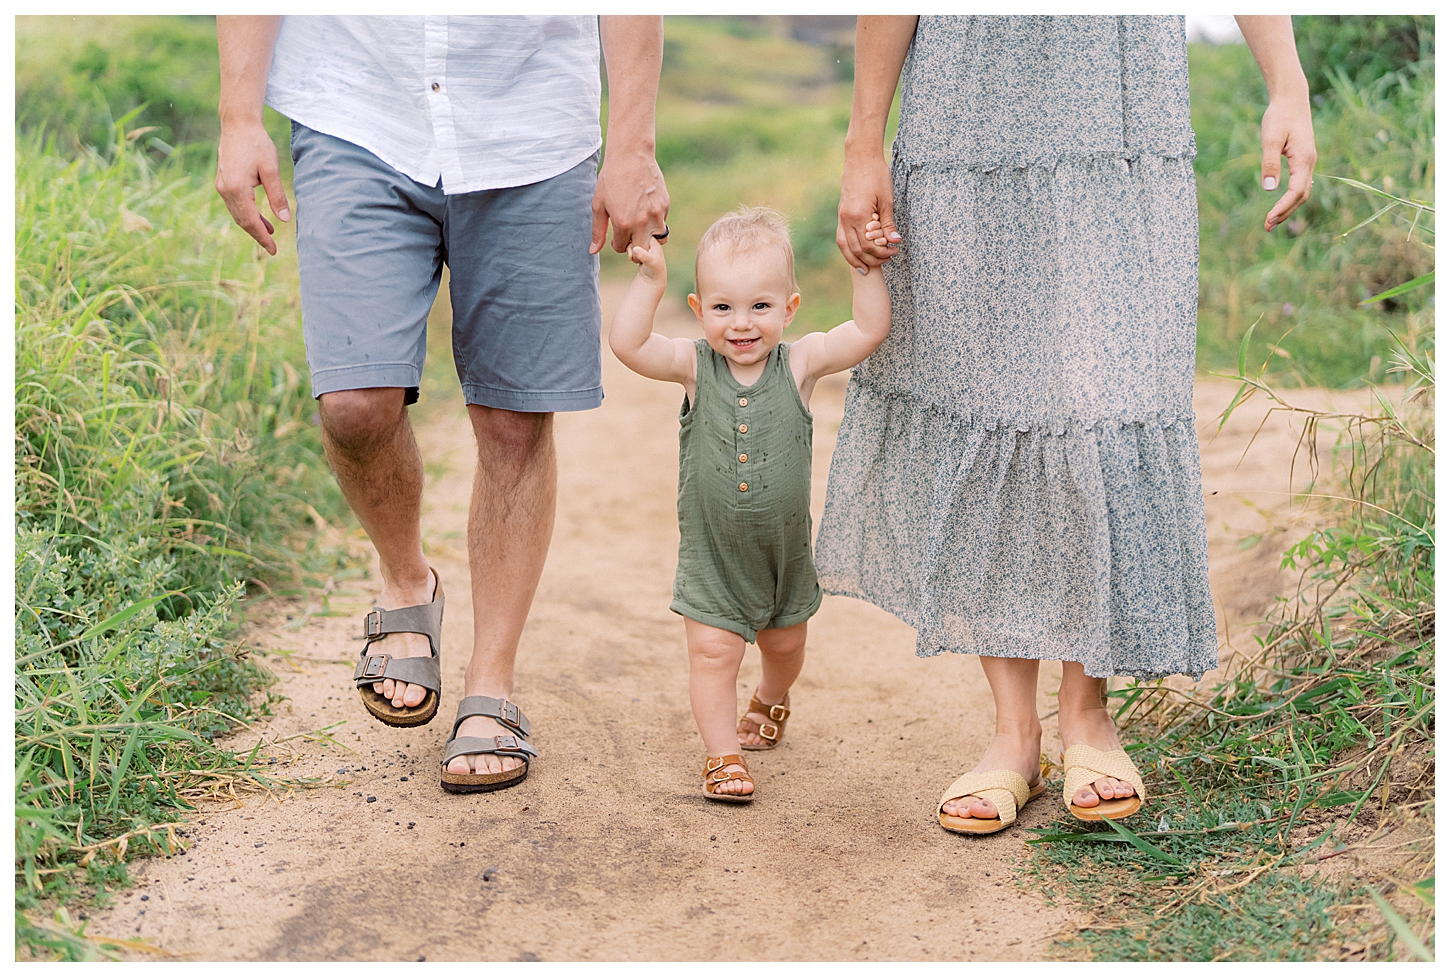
1235 15 1317 233
1258 93 1317 233
837 154 902 274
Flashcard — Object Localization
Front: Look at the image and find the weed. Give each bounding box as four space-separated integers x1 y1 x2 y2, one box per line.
13 123 352 956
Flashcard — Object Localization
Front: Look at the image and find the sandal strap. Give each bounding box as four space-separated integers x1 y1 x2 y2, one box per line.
353 571 444 692
939 769 1032 826
741 694 790 742
442 733 537 765
746 694 790 723
1061 745 1147 807
451 695 532 739
701 754 752 783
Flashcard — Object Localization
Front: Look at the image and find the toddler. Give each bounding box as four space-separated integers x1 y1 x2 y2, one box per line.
609 206 890 802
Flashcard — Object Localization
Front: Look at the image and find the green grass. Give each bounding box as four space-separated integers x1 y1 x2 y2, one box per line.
1030 173 1434 959
12 13 1435 960
14 123 354 958
1189 40 1434 387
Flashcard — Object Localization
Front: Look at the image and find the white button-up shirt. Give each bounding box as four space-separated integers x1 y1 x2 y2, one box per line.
266 15 602 194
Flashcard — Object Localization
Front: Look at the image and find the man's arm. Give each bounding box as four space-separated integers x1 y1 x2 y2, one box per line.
593 16 670 255
216 16 289 255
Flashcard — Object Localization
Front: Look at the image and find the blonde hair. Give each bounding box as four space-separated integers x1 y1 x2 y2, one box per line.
694 205 797 293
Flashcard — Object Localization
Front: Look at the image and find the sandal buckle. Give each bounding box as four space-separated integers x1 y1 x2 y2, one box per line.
502 700 521 728
758 722 780 742
494 734 519 750
364 610 384 638
360 653 390 679
706 756 725 773
767 704 788 722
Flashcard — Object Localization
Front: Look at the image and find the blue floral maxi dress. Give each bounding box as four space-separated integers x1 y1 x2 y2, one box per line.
815 15 1218 679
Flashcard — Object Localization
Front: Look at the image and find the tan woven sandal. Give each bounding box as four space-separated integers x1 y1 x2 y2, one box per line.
736 691 790 751
1062 744 1146 821
937 769 1046 835
702 754 755 804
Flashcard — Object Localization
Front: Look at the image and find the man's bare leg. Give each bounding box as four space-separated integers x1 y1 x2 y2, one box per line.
445 406 557 776
318 388 434 706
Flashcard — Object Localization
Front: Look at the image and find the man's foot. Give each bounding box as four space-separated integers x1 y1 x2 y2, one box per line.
940 728 1042 821
371 567 437 709
443 698 527 777
1057 707 1138 810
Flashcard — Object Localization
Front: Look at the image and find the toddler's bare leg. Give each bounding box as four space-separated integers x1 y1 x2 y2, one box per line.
739 621 807 748
684 618 752 796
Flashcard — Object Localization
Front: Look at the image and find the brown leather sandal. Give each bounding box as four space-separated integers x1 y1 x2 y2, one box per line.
737 692 790 751
702 754 755 804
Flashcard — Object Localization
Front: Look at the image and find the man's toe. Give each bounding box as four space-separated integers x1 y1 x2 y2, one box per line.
403 682 426 708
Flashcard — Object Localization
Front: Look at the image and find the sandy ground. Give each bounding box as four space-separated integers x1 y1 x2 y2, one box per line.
85 284 1373 961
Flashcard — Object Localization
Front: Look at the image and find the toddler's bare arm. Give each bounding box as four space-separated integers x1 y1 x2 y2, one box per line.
792 264 891 384
607 238 697 386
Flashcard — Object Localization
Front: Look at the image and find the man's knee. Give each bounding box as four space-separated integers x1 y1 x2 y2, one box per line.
469 405 553 461
318 388 408 452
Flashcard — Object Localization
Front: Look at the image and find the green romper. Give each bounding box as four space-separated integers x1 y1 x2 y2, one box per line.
671 339 823 643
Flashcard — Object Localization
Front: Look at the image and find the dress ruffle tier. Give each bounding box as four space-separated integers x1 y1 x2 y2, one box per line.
815 16 1217 679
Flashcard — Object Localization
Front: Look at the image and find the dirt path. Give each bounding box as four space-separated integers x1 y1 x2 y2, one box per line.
87 285 1365 960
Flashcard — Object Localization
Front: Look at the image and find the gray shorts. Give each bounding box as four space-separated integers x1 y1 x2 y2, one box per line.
289 121 603 411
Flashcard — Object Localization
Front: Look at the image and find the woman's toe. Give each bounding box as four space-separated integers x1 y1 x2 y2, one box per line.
1074 786 1101 808
967 796 998 820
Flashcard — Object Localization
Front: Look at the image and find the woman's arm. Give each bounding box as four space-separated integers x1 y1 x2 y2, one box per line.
836 16 918 273
607 238 696 386
1235 16 1317 232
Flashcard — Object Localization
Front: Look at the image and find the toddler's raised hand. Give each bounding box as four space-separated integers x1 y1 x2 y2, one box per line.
630 236 667 285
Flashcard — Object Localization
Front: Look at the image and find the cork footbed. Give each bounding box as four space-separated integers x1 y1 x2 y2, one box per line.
1068 795 1143 821
358 687 439 728
937 780 1046 835
439 761 529 794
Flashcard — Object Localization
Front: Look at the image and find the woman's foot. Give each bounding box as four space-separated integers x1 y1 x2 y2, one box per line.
371 568 438 710
1057 706 1138 810
940 727 1042 820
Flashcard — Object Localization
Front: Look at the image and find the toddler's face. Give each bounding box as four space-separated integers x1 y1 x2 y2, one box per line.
688 246 800 370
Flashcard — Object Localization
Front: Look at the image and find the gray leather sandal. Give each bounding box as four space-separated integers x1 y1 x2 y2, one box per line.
440 695 537 794
353 569 443 728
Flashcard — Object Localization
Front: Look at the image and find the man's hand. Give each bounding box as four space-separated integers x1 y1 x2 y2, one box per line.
594 15 669 255
216 121 290 255
216 16 287 255
591 148 669 255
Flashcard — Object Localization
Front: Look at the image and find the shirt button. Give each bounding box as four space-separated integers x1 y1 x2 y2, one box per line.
431 82 440 92
739 397 748 407
739 482 748 492
738 423 748 434
739 453 748 463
